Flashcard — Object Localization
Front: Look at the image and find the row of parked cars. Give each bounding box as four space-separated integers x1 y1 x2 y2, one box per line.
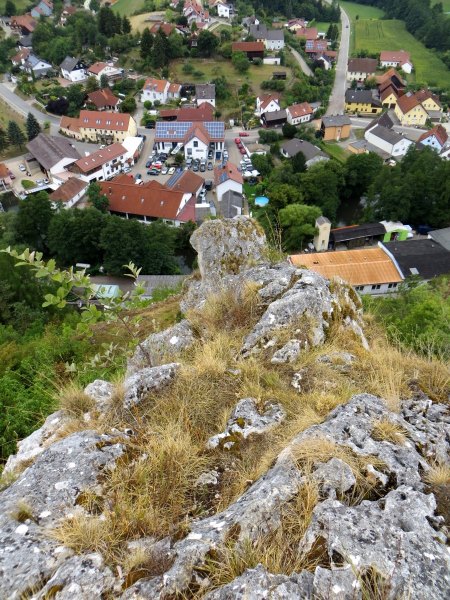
186 157 213 172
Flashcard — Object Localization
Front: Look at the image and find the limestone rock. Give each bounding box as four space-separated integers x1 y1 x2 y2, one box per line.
0 431 124 599
312 566 360 600
271 339 303 364
35 553 116 599
207 398 286 449
313 457 356 499
85 379 115 412
204 564 314 599
127 320 194 375
317 351 356 373
123 363 180 409
300 487 450 600
196 470 220 487
3 410 69 475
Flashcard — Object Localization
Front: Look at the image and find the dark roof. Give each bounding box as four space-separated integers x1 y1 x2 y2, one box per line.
367 125 406 146
262 109 287 122
281 138 326 161
322 115 351 127
383 239 450 279
60 56 79 71
331 222 386 243
347 58 377 74
345 89 381 106
364 112 393 133
428 228 450 252
195 83 215 100
266 29 284 41
219 190 243 218
26 133 81 170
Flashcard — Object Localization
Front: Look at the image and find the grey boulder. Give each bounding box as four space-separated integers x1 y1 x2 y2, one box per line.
123 363 180 409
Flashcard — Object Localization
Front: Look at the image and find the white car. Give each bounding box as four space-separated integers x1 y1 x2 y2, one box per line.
168 167 175 175
19 164 26 172
161 166 168 175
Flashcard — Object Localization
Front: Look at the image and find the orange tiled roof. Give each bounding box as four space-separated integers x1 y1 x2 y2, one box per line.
50 177 87 202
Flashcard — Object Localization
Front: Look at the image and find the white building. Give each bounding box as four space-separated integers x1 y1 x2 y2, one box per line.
87 62 123 82
265 30 285 51
214 162 243 203
195 84 216 108
60 56 88 82
380 51 413 74
256 94 281 116
155 121 225 160
50 178 88 209
217 2 231 18
286 102 313 125
365 124 414 158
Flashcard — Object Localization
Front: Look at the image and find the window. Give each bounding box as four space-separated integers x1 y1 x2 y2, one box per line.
388 283 398 289
193 141 198 148
371 284 381 290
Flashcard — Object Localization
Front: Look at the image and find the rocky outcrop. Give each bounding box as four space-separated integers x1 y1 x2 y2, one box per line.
0 431 124 599
123 363 180 408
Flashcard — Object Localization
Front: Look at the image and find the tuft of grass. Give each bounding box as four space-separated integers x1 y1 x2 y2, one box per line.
58 383 95 417
424 462 450 486
372 419 408 445
51 513 121 557
122 545 174 589
417 359 450 404
10 499 35 523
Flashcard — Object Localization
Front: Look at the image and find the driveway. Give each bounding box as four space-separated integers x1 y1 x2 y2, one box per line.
326 5 350 115
289 47 313 77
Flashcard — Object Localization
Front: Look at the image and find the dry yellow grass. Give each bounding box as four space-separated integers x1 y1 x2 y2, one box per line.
424 462 450 486
10 499 35 523
58 383 95 417
372 419 408 445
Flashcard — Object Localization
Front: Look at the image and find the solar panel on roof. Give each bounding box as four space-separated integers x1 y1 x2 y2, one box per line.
166 170 183 188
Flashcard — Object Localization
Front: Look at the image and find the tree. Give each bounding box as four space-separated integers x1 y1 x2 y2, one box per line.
152 30 169 68
25 112 41 142
282 122 297 139
0 127 8 152
87 182 109 212
291 151 306 174
85 76 100 93
344 152 383 201
120 96 137 113
89 0 100 11
140 27 153 60
279 204 321 252
122 16 131 34
300 161 344 220
232 50 250 72
4 0 16 17
15 192 55 253
100 74 109 89
7 120 25 149
197 30 219 57
250 153 273 177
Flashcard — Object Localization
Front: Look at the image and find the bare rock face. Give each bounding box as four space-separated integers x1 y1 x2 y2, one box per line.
127 320 194 376
0 431 124 599
85 379 116 412
123 363 180 408
206 397 286 450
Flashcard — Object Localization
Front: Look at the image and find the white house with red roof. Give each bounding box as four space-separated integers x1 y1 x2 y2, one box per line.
214 162 243 203
286 102 314 125
87 62 123 82
256 94 281 117
417 125 448 153
140 78 181 104
380 51 413 74
155 121 225 160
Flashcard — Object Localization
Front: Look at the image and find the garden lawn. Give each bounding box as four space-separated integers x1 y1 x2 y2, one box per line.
339 1 384 22
354 19 450 90
113 0 167 16
0 99 26 159
321 141 350 163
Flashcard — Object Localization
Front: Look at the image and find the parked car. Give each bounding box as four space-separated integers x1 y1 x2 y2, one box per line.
145 121 155 129
193 163 199 172
240 148 247 155
161 166 168 175
168 166 176 175
19 164 26 172
145 160 152 168
8 171 15 179
208 149 213 159
239 131 249 137
234 137 241 144
147 169 160 175
135 173 142 180
200 163 206 172
207 161 213 170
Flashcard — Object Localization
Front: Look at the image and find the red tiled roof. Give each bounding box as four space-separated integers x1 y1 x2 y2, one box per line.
78 110 132 132
231 41 265 52
305 40 328 53
100 176 187 220
0 163 9 178
259 93 281 110
73 143 126 173
88 62 108 75
396 93 421 115
142 77 169 94
149 21 175 35
87 88 120 109
50 178 87 203
380 85 398 102
11 48 30 63
376 68 405 86
295 27 317 40
287 102 313 118
347 58 377 74
167 170 204 195
214 162 243 186
168 82 181 94
418 124 448 146
11 14 37 32
60 115 80 133
415 89 442 108
380 50 411 64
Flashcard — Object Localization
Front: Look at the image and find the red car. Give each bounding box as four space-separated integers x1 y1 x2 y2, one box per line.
240 147 247 154
239 131 249 137
234 137 241 144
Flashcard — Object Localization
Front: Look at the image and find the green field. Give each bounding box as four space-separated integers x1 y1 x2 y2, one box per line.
112 0 166 16
339 1 385 21
354 19 450 90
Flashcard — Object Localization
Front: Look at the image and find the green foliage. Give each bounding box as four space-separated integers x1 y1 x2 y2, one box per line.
279 203 321 252
120 96 137 114
15 192 55 254
25 112 41 142
363 276 450 359
232 51 250 73
87 182 109 212
197 30 219 57
282 122 297 139
4 0 16 17
7 120 25 149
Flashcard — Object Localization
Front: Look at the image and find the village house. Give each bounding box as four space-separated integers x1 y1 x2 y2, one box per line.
60 111 138 143
379 81 400 109
394 93 429 126
305 39 328 59
10 15 37 35
159 102 215 122
0 163 12 189
295 26 318 40
195 84 216 107
60 56 88 82
382 239 450 282
286 19 307 32
231 42 265 61
49 177 88 209
99 174 195 226
286 102 314 125
261 109 287 127
280 138 329 168
379 50 413 74
416 125 448 153
345 90 382 115
149 22 177 36
11 47 30 66
214 162 243 203
22 53 52 78
364 124 414 158
87 62 123 82
166 169 204 199
141 78 171 104
215 0 233 19
67 141 143 182
256 93 281 116
248 23 285 50
414 89 443 121
321 115 351 141
347 58 378 82
26 133 81 178
290 246 404 295
183 0 210 26
86 88 121 112
31 0 53 18
154 121 225 160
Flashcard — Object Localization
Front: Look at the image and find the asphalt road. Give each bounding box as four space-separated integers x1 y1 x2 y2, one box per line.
289 47 313 77
326 5 350 116
0 82 60 131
